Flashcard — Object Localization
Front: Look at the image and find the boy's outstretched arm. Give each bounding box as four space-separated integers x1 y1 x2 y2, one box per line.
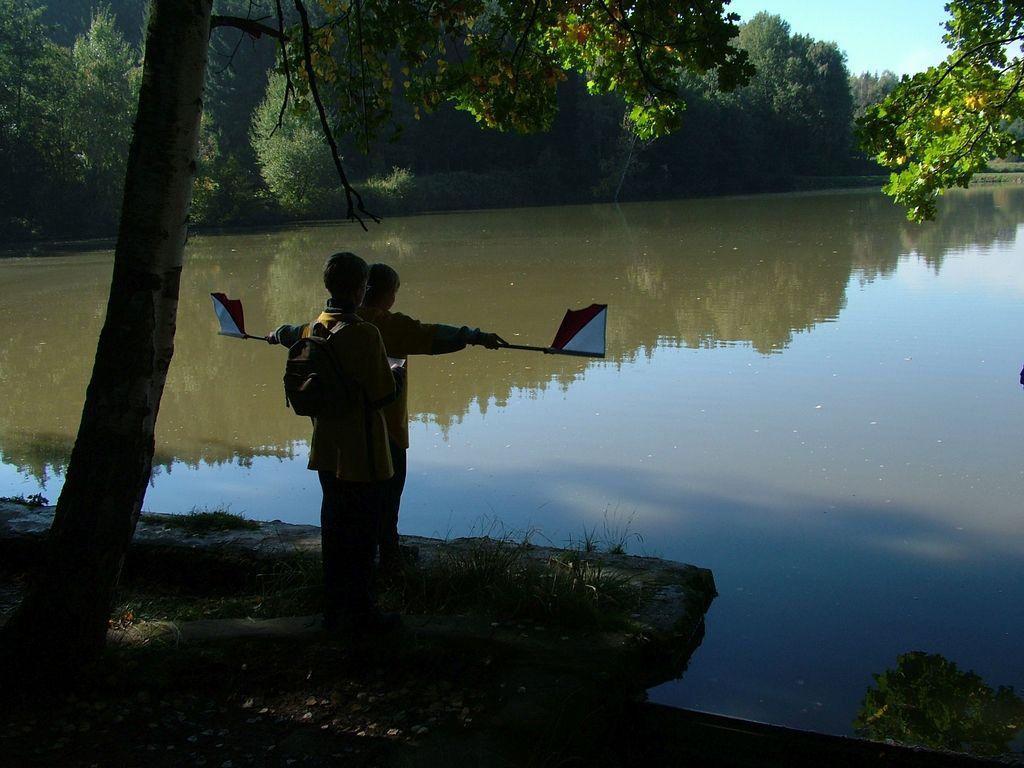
432 325 506 353
265 324 307 347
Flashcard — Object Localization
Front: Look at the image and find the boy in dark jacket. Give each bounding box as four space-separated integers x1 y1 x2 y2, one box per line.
357 263 505 569
268 252 401 633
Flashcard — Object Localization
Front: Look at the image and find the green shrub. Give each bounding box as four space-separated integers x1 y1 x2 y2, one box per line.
364 166 414 200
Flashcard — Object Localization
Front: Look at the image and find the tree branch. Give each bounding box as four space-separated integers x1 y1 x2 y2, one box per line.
212 32 246 75
940 62 1024 174
909 34 1024 119
511 0 541 87
268 0 294 140
293 0 380 229
598 0 676 98
210 15 283 40
356 0 370 153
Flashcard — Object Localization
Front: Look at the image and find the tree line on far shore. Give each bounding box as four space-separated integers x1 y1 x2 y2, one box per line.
1 0 903 242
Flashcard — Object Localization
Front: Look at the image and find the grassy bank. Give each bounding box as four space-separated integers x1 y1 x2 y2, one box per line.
111 532 641 631
966 161 1024 185
1 506 651 633
967 174 1024 184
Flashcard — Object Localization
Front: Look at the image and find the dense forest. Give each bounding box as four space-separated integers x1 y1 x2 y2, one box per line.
1 0 900 241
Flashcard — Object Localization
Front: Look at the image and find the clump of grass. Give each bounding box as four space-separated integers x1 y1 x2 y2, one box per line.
112 556 325 625
140 506 259 534
251 555 323 617
0 493 49 508
537 549 637 626
601 509 643 555
384 533 639 629
568 525 601 554
567 509 643 556
112 593 268 625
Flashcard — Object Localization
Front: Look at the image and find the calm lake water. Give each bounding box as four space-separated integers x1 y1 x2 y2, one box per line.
2 188 1023 746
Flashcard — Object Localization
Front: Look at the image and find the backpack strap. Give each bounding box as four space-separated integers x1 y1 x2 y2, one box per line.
312 313 364 338
312 316 370 407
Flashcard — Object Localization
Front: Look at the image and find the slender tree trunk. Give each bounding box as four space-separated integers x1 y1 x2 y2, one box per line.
613 129 639 204
1 0 211 676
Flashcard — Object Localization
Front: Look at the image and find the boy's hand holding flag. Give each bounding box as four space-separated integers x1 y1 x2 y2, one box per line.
210 292 271 342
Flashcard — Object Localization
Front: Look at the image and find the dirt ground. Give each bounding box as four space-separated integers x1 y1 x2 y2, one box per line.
1 632 503 768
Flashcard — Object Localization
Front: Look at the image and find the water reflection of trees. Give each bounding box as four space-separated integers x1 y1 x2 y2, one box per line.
855 652 1024 757
3 188 1024 479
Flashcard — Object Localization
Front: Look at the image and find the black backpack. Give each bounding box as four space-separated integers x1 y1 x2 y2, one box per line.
283 321 364 418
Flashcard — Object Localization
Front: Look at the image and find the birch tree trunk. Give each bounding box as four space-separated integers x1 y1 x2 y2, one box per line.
1 0 212 673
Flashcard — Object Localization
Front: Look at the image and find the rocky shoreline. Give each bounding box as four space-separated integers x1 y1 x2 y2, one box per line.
1 501 715 643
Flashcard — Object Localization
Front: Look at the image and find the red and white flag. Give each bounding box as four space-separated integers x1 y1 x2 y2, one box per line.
210 292 249 339
549 304 607 358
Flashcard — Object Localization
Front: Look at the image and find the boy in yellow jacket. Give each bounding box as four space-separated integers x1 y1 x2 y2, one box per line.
268 252 401 633
357 263 505 569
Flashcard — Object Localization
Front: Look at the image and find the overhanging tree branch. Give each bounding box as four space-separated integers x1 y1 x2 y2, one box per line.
599 0 677 99
511 0 541 87
355 0 370 152
211 0 260 75
293 0 379 229
907 34 1024 119
210 15 283 40
212 31 247 75
269 0 295 139
938 62 1024 175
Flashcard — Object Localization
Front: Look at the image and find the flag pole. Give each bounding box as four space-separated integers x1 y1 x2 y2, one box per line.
502 343 553 353
546 349 604 359
216 332 270 342
500 343 604 358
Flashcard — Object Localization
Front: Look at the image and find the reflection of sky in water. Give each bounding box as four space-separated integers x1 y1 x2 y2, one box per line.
3 189 1024 741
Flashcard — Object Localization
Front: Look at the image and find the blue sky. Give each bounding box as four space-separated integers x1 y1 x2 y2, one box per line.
727 1 951 75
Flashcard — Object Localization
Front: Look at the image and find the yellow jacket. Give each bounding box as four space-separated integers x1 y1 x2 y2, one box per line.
277 312 396 481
